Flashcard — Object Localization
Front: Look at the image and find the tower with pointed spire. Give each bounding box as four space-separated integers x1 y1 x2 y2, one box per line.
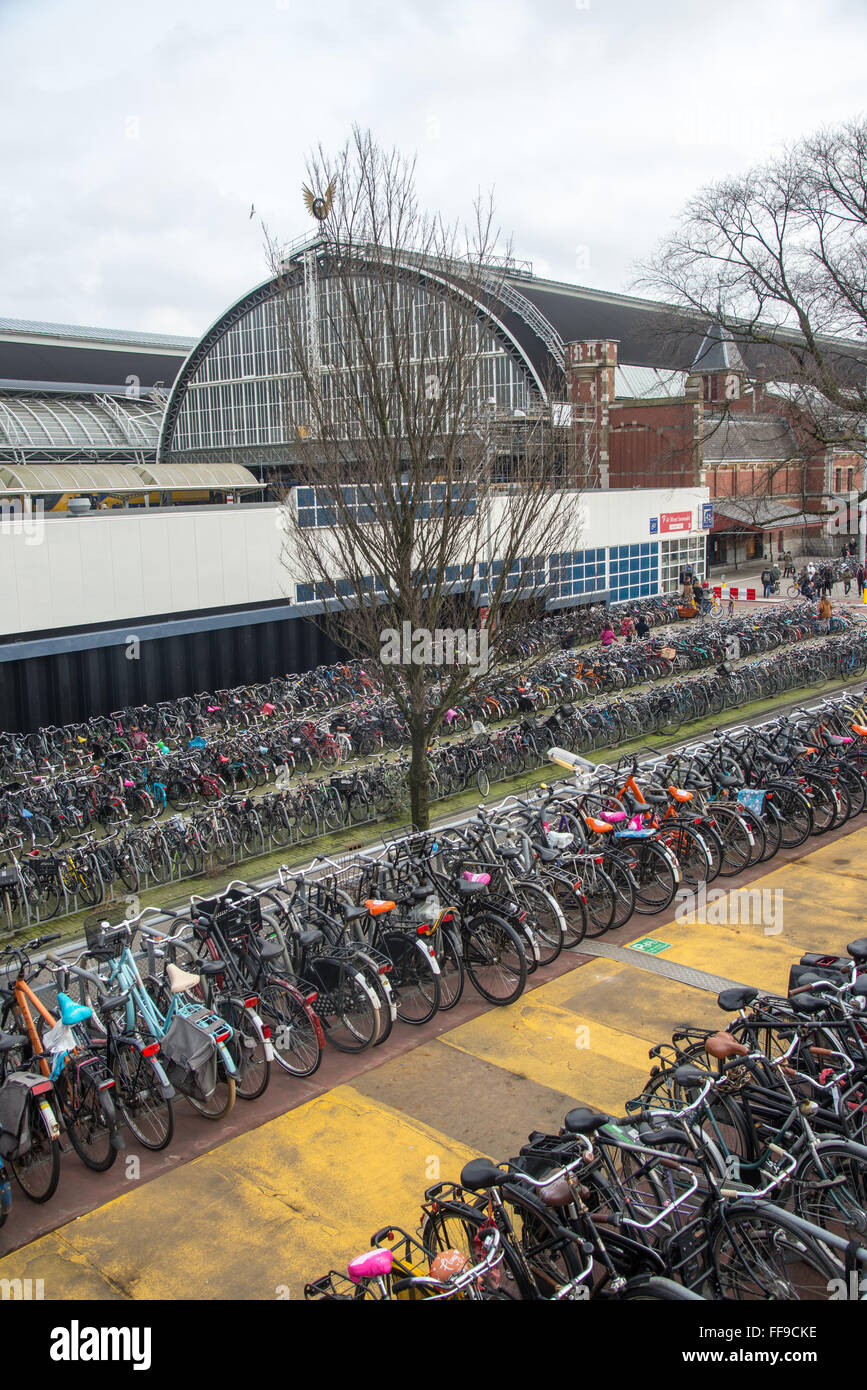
687 322 748 404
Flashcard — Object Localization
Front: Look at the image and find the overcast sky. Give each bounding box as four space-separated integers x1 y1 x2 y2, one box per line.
3 0 865 338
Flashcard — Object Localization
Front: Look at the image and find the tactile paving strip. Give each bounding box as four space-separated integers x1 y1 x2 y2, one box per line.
577 939 751 994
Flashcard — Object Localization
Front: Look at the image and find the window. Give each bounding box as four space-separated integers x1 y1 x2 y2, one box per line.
608 543 659 600
549 548 607 598
660 536 707 592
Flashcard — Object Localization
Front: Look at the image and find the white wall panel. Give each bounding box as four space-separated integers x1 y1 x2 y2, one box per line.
0 488 709 636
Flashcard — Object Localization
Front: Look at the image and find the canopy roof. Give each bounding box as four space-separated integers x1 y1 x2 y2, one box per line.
0 462 263 496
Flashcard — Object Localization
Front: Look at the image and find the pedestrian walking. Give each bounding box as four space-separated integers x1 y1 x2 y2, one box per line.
819 594 832 631
858 563 866 595
761 565 772 598
620 614 635 643
635 613 650 639
600 623 615 648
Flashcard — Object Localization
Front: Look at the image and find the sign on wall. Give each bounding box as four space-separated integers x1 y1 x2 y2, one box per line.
660 511 693 534
700 502 714 530
649 517 659 535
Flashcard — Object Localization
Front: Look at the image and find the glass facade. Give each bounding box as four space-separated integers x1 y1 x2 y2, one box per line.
294 539 706 609
608 542 659 600
169 263 537 456
660 536 707 591
549 548 606 598
296 483 475 528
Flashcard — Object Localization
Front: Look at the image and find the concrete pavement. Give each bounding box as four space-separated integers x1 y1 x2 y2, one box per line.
2 821 865 1299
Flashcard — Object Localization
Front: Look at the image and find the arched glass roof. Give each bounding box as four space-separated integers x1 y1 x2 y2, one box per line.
0 392 162 451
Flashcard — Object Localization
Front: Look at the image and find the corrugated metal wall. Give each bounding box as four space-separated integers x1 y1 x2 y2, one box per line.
0 615 348 732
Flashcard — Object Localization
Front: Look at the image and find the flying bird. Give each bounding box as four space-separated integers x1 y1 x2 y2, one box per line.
302 178 336 222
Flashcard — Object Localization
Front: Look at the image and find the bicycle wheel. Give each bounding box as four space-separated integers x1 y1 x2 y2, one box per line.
476 768 491 797
463 913 528 1006
599 853 638 930
545 872 589 947
62 1072 118 1171
767 783 813 848
8 1096 61 1203
794 1140 867 1241
186 1059 236 1120
660 822 712 891
259 980 323 1077
434 927 465 1011
754 799 784 863
710 1203 842 1300
625 841 678 916
420 1202 533 1301
381 931 440 1026
512 882 564 967
112 1039 174 1150
805 776 838 836
219 999 271 1099
710 806 754 877
309 959 380 1053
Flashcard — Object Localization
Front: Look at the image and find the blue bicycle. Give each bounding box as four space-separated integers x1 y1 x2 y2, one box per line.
81 909 238 1120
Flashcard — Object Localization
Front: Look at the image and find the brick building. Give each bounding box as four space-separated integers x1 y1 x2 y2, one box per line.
564 325 861 566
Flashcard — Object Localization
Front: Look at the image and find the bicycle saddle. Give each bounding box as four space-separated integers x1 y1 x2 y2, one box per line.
716 986 758 1012
56 992 92 1026
563 1107 608 1135
165 963 201 995
347 1249 393 1283
460 1157 510 1190
364 899 395 916
704 1032 749 1061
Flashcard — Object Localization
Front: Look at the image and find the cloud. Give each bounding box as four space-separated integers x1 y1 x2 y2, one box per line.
2 0 865 335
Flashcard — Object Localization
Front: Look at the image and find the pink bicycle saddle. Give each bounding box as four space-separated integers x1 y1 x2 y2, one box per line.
347 1249 394 1283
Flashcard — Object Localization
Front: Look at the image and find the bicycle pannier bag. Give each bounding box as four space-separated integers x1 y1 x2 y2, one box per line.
159 1016 218 1102
0 1074 36 1159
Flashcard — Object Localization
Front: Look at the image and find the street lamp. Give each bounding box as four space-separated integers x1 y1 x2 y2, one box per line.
547 748 597 774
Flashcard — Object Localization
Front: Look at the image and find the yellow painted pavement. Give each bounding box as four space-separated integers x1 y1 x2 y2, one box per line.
0 1087 477 1300
0 823 863 1299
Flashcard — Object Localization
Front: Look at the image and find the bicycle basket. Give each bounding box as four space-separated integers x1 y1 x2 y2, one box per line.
83 904 130 958
195 888 262 940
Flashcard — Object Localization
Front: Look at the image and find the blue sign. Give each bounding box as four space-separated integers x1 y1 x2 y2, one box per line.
649 517 659 535
700 503 714 530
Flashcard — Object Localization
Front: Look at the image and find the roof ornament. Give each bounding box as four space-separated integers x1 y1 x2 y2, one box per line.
302 179 336 222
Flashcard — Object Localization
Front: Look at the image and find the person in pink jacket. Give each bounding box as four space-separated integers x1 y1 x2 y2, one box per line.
600 624 615 647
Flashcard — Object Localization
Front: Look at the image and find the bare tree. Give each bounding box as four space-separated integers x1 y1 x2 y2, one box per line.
638 118 867 451
267 129 580 829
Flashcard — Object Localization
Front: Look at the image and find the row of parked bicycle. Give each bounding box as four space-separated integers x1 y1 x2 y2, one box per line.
0 604 850 855
0 594 730 802
1 626 865 929
306 939 867 1299
2 678 867 1229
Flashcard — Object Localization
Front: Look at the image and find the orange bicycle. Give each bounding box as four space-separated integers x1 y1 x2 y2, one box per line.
0 934 63 1201
1 935 123 1177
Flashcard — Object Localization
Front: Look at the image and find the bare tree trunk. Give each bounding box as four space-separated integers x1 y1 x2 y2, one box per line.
407 668 430 829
